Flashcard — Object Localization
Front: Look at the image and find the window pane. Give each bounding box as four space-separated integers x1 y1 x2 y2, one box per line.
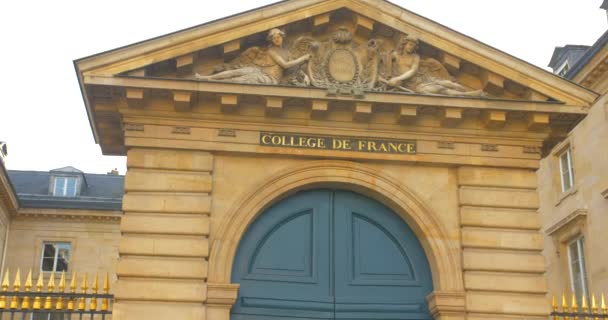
42 244 55 258
53 177 66 196
40 242 71 272
56 246 70 272
569 238 588 302
65 177 77 197
560 150 573 191
41 258 55 272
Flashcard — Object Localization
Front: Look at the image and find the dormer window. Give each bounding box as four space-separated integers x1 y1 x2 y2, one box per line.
556 60 570 77
49 166 86 197
53 176 79 197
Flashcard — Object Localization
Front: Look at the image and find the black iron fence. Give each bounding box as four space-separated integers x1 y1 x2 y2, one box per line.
0 269 112 320
551 293 608 320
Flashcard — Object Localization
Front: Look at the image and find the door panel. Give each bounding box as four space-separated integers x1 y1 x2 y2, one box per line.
333 191 433 320
231 190 333 320
231 190 433 320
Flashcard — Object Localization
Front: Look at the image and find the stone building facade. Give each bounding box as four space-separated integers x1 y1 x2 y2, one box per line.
540 24 608 302
0 0 604 320
0 164 123 293
71 1 599 319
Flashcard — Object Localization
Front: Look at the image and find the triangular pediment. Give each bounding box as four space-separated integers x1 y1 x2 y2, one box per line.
76 0 596 106
75 0 598 155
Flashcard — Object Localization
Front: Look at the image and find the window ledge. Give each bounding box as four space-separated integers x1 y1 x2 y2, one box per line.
555 187 578 207
546 208 588 236
602 187 608 199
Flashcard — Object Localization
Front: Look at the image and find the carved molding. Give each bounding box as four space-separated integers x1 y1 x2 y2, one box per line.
438 142 455 150
172 126 191 135
124 123 144 132
426 291 466 320
546 208 588 257
206 283 240 306
481 144 498 152
546 208 587 236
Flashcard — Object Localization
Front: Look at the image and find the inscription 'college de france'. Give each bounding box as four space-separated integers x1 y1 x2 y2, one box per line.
260 132 416 154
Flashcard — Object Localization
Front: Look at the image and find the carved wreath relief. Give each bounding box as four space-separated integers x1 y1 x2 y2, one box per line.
194 27 485 97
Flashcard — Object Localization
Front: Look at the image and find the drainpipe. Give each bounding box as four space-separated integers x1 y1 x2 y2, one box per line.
0 219 9 278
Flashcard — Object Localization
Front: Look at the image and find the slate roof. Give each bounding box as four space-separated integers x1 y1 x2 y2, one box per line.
548 45 590 70
565 30 608 80
7 170 124 211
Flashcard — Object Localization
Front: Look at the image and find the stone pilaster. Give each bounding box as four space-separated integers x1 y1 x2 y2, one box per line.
113 148 213 320
457 167 549 320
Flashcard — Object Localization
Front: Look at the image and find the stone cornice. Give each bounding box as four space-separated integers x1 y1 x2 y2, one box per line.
0 163 19 216
88 75 588 115
16 207 121 222
545 208 587 236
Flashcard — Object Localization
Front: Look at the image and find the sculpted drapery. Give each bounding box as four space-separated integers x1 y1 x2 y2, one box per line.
195 28 486 97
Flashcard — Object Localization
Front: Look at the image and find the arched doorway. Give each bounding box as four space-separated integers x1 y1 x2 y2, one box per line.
231 189 433 320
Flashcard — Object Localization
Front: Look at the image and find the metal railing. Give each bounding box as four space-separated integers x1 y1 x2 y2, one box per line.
0 269 112 320
551 293 608 320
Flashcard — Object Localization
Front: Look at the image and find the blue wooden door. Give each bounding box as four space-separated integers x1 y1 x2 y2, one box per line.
231 190 433 320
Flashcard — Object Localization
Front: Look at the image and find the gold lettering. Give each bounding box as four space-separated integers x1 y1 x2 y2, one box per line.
306 138 316 148
378 143 388 152
261 134 272 144
398 144 406 152
407 144 415 153
388 143 399 153
271 136 281 145
318 138 326 148
369 141 378 152
343 140 352 150
358 140 366 151
333 139 343 149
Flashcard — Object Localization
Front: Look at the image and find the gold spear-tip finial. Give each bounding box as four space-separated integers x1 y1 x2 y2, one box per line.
58 272 66 292
47 272 55 292
43 272 55 310
32 273 43 310
69 272 76 293
89 273 99 310
13 269 21 291
101 273 110 311
24 269 32 291
582 295 589 320
78 273 88 311
21 269 33 309
1 269 9 291
9 268 21 309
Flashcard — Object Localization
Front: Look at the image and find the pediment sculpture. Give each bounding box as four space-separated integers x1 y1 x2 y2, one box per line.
194 28 485 97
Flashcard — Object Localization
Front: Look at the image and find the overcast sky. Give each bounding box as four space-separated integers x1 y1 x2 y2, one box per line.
0 0 605 174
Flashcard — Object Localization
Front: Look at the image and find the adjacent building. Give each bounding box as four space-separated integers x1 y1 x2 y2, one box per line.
540 9 608 302
0 155 123 292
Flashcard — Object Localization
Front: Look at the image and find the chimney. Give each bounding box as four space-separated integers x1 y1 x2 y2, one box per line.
602 0 608 23
107 168 119 175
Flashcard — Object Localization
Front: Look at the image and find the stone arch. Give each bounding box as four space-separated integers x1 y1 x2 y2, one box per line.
208 160 463 293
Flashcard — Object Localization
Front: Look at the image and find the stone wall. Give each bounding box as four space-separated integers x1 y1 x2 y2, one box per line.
539 92 608 297
111 147 553 320
3 215 119 285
